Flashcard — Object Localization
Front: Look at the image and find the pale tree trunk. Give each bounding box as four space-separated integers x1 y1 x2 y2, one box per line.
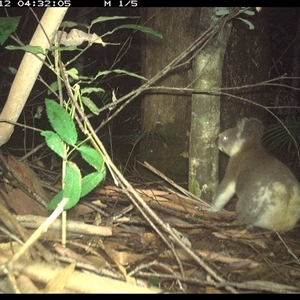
0 8 68 147
189 7 232 201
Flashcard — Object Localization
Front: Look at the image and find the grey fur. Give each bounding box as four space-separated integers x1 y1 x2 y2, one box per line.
210 118 300 232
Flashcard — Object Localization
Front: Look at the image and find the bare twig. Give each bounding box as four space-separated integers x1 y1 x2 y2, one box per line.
275 231 300 265
140 161 210 208
5 198 68 270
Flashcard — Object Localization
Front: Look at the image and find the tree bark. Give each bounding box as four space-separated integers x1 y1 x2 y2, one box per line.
189 7 232 201
139 8 200 184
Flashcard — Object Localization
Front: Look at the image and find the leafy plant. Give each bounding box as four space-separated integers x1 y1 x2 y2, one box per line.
263 121 300 176
0 16 20 45
263 121 300 153
42 99 106 210
38 17 160 211
3 14 161 213
215 7 256 30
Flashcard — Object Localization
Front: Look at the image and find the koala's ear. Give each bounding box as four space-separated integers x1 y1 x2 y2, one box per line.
237 118 264 140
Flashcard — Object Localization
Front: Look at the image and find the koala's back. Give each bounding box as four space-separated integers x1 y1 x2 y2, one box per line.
232 145 300 232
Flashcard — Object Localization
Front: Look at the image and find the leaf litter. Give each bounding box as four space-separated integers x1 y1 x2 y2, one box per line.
0 153 300 293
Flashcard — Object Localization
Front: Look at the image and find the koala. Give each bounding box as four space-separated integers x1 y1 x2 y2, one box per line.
210 117 300 232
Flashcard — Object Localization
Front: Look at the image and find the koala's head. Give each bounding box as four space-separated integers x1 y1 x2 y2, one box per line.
216 118 264 157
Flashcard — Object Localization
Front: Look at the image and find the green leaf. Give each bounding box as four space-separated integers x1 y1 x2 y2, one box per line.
46 190 64 211
47 78 73 95
81 96 100 115
49 45 80 52
5 45 45 55
8 67 17 74
45 99 78 145
147 277 161 287
237 18 255 30
81 171 106 197
81 87 105 95
41 131 65 158
0 65 16 75
0 16 21 45
61 21 88 28
48 81 60 95
90 16 138 27
63 162 82 209
97 90 112 105
240 9 255 16
111 24 163 39
215 9 230 16
47 161 82 210
77 145 105 172
94 69 147 81
113 69 147 80
264 122 300 153
66 68 79 80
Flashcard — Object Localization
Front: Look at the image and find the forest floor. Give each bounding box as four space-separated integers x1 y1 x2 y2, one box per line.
0 153 300 294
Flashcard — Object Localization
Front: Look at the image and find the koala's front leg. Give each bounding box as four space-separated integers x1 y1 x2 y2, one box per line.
210 180 236 212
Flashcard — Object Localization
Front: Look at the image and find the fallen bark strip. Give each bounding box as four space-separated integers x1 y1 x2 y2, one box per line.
16 215 112 236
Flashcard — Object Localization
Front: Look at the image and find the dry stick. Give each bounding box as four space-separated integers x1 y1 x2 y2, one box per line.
5 198 68 271
274 230 300 265
141 161 210 208
20 141 46 161
131 271 300 293
0 254 160 293
0 198 37 261
137 74 293 95
0 191 52 263
0 226 24 245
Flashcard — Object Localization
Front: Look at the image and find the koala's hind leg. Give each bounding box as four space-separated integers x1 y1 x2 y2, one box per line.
235 197 268 227
236 183 300 231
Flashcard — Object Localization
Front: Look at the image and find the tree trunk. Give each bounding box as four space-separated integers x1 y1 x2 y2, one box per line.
189 8 232 201
139 8 201 184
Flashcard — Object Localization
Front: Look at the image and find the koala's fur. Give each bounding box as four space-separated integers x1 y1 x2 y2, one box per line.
210 118 300 232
